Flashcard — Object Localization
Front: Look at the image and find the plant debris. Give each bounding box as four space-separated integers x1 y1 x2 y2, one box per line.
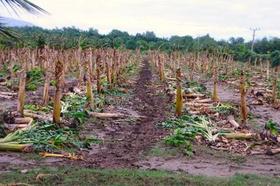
0 121 97 152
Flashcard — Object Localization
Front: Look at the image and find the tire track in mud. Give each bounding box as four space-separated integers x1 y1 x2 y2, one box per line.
88 58 169 168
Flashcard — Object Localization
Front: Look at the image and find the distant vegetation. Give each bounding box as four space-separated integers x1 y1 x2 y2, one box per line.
1 26 280 62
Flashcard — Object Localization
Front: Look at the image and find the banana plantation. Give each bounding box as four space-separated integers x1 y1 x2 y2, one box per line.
0 0 280 185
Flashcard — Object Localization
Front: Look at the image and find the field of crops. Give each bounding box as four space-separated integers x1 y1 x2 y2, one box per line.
0 47 279 184
1 0 280 185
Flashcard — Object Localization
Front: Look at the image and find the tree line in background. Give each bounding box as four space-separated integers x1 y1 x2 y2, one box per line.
1 26 280 62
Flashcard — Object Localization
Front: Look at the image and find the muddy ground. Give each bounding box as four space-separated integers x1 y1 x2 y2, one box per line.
205 81 280 126
1 58 280 178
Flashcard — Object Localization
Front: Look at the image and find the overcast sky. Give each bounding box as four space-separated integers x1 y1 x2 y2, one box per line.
1 0 280 40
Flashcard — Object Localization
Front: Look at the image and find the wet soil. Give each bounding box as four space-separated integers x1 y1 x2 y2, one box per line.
205 81 280 126
137 145 280 177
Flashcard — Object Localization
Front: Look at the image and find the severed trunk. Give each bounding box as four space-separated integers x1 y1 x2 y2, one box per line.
111 50 116 87
96 54 102 93
86 51 94 109
17 61 27 117
266 60 270 80
115 54 121 85
189 58 194 81
42 59 51 105
42 73 50 105
106 58 112 89
160 59 165 81
175 68 183 116
77 47 83 88
53 58 64 125
212 63 219 102
272 67 279 104
240 71 248 125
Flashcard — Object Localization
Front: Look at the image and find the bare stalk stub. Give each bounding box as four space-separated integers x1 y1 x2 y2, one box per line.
53 58 64 124
175 68 183 116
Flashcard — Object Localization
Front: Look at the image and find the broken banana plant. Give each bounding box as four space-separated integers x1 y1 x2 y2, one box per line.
86 50 94 109
77 40 83 88
158 55 165 81
175 68 183 116
111 49 117 87
96 54 102 93
106 55 112 89
42 58 51 106
53 55 64 125
212 61 219 102
17 58 27 117
40 152 83 160
272 67 279 104
240 70 248 125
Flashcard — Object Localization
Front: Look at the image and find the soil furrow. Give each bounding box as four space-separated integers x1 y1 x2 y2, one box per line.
88 58 169 168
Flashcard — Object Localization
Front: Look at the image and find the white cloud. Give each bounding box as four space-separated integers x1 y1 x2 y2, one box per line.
1 0 280 40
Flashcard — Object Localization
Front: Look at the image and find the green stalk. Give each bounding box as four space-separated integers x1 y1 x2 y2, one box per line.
0 143 32 152
0 130 22 143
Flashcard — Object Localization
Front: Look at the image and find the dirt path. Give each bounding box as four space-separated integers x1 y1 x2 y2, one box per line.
83 58 169 168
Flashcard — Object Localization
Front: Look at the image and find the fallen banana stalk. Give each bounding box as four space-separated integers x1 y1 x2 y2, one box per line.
222 132 257 140
244 141 271 152
7 124 28 128
15 117 33 125
215 127 235 133
165 77 176 81
266 148 280 155
88 112 125 119
251 148 280 155
195 98 213 103
0 143 33 152
251 100 264 105
227 115 240 128
4 117 33 132
0 91 17 96
24 110 52 121
4 124 28 131
0 94 12 99
184 93 205 98
39 152 83 160
185 102 213 107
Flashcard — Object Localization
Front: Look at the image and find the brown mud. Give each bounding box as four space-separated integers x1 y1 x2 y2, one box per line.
137 144 280 177
205 81 280 126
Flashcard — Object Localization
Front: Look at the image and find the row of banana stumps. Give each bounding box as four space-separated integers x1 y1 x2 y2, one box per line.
0 86 142 134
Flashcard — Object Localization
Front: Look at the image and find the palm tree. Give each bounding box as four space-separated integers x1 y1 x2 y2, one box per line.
0 0 47 37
